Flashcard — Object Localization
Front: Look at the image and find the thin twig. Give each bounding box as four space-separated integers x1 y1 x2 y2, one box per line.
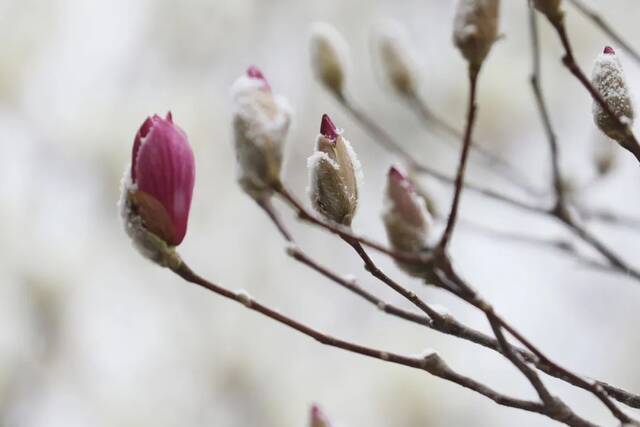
439 66 480 249
260 196 640 411
171 260 548 416
407 94 543 198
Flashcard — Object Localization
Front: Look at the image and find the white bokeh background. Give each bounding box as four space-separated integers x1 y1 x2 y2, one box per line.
2 1 640 426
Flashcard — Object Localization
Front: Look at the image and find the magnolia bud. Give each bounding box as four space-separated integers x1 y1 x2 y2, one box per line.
120 112 195 268
308 114 361 226
533 0 563 23
309 404 333 427
383 167 432 276
310 22 349 97
231 66 292 200
375 21 419 98
591 46 634 144
453 0 500 70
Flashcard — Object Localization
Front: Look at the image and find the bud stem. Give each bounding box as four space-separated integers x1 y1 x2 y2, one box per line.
439 65 481 250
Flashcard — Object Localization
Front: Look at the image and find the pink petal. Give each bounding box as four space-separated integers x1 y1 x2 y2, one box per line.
246 65 271 90
134 116 195 245
604 46 615 55
387 166 423 228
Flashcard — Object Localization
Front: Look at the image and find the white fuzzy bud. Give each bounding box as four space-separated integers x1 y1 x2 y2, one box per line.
453 0 500 70
309 22 350 97
591 47 634 144
308 114 361 226
374 21 420 98
231 67 292 201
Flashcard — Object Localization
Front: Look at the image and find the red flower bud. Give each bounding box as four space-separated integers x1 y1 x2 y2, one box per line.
603 46 615 55
124 112 195 249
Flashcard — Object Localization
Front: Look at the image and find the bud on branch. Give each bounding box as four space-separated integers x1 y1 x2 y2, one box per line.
120 112 195 268
453 0 500 71
308 114 361 226
231 66 292 201
591 46 635 145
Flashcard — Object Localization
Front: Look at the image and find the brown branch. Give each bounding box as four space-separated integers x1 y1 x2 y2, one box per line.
566 0 640 65
274 185 434 267
259 196 640 411
439 66 480 249
170 260 548 416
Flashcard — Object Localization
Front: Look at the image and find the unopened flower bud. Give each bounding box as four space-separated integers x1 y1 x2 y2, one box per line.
453 0 500 70
308 114 361 226
310 22 349 97
591 46 634 144
120 112 195 268
383 167 432 276
375 21 419 98
533 0 564 24
309 404 333 427
231 66 292 201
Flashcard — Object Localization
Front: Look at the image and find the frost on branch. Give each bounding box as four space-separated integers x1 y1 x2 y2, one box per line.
591 46 635 144
231 66 292 201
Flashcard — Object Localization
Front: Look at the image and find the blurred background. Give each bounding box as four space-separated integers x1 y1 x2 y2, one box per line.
2 0 640 426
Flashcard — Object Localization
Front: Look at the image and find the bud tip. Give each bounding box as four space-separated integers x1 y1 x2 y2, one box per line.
320 113 339 141
246 65 270 89
603 46 615 55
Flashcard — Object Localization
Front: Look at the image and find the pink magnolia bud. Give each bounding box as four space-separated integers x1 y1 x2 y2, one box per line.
591 46 634 144
453 0 500 70
308 114 361 226
120 112 195 267
309 404 333 427
383 167 432 277
231 66 291 201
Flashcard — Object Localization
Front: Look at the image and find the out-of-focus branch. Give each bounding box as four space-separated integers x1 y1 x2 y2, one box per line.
439 66 480 249
566 0 640 65
406 94 543 198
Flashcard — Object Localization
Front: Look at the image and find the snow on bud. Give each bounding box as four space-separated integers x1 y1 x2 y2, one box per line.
310 22 349 97
374 21 420 98
309 404 333 427
453 0 500 70
308 114 361 226
119 112 195 268
533 0 564 24
383 166 431 254
231 66 291 200
591 46 634 144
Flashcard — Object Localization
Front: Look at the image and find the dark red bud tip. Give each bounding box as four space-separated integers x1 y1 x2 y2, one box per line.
166 111 173 123
320 114 338 140
311 404 320 417
604 46 615 55
388 166 406 180
246 65 271 89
